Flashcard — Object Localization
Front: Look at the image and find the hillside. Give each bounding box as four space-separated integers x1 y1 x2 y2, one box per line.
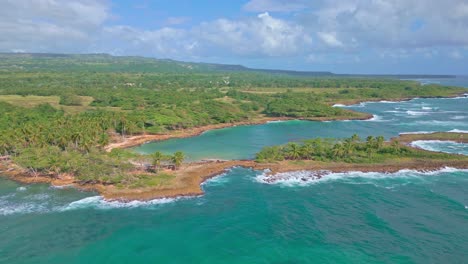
0 53 454 79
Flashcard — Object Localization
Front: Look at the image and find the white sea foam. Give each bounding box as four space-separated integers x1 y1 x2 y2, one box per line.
448 129 468 133
49 184 75 190
61 195 190 211
400 130 468 135
332 104 346 107
399 131 436 135
406 110 429 116
443 95 468 99
415 120 465 126
379 100 400 103
410 140 456 151
266 120 288 123
61 196 198 211
16 186 27 191
0 189 199 215
421 106 432 110
366 115 383 121
255 167 468 186
450 116 466 120
348 102 367 108
411 140 468 155
0 201 48 216
202 169 232 186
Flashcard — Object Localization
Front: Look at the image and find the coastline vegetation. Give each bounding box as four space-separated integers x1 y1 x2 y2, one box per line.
0 54 466 190
255 134 466 164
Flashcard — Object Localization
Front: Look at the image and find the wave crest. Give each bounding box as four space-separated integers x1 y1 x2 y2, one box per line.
255 167 468 186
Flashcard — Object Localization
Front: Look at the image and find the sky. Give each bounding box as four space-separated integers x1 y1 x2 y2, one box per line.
1 0 468 74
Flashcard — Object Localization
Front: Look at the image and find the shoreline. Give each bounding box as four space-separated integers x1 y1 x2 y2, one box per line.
1 92 467 201
4 158 467 202
104 111 372 151
330 91 468 106
105 92 468 152
2 133 467 201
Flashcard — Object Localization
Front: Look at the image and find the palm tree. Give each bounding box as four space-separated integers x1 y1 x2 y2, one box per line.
343 139 355 157
376 136 385 150
366 146 375 159
151 151 164 171
286 143 301 160
351 134 360 143
366 136 375 150
391 140 401 154
172 151 185 169
311 139 324 159
300 143 314 160
331 143 345 160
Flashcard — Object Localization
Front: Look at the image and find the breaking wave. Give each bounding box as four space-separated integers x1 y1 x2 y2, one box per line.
449 129 468 133
406 110 429 116
60 196 187 211
410 140 468 155
399 131 436 135
255 167 468 187
366 115 386 122
332 104 346 107
0 186 196 216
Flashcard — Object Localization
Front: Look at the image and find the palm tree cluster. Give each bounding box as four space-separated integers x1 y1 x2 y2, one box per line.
150 151 185 172
255 134 405 163
0 106 144 156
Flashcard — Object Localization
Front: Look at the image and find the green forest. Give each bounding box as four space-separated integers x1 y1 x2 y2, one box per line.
255 135 465 164
0 53 465 187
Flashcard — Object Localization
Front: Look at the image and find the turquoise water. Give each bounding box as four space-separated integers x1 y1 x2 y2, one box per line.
1 82 468 263
135 96 468 161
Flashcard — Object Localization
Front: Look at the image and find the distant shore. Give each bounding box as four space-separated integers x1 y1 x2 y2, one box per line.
105 111 372 152
105 92 468 152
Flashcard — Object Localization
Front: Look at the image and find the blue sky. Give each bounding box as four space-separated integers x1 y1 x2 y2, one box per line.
1 0 468 74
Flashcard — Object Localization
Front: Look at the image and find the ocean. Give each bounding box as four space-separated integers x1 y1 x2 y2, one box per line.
1 77 467 263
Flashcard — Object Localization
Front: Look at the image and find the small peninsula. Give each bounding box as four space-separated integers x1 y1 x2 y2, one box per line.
2 132 467 201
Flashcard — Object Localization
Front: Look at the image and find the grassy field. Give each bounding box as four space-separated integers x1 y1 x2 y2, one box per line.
240 87 357 94
0 95 121 113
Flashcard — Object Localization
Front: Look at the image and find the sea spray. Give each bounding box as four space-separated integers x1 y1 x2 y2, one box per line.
255 167 468 187
410 140 468 155
60 196 186 211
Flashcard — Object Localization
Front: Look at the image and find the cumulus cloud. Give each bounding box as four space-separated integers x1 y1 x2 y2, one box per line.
0 0 467 66
194 12 312 56
0 0 108 53
102 25 193 57
317 32 343 47
304 0 468 49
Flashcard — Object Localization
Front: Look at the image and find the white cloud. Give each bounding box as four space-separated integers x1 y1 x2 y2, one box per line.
101 12 314 58
102 26 192 57
304 0 468 49
194 12 312 56
244 0 308 12
317 32 343 47
0 0 467 65
0 0 109 53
